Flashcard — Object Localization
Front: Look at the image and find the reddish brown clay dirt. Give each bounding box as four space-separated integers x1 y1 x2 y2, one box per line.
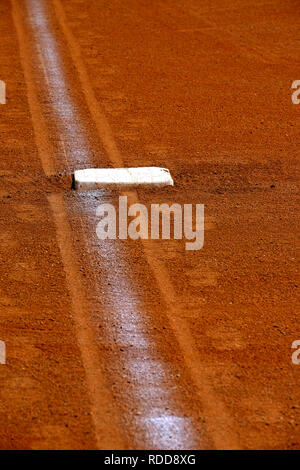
0 0 299 449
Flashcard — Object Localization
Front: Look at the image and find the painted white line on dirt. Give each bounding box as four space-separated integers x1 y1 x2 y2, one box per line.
60 138 69 170
0 80 6 104
20 0 199 449
74 167 174 190
52 0 241 449
37 44 50 88
27 0 89 166
48 193 125 449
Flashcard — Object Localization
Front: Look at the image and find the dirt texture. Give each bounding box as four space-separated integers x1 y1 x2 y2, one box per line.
0 0 298 450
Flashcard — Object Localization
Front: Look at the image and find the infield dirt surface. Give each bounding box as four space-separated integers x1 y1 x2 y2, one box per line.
0 0 299 449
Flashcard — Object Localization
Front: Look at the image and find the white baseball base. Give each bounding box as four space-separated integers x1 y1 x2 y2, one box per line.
74 167 174 190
